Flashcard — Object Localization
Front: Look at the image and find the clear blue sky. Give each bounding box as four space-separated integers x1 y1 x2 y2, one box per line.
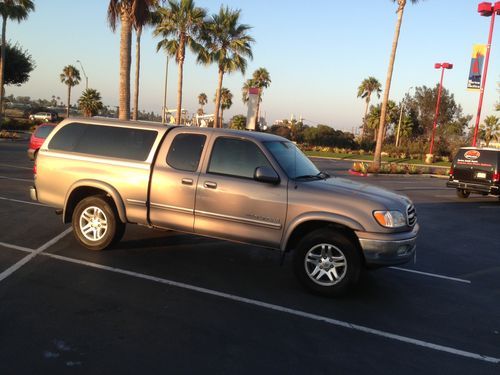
7 0 500 131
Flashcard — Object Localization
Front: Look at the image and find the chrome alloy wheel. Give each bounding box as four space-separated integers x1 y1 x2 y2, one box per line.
79 206 108 242
304 243 347 286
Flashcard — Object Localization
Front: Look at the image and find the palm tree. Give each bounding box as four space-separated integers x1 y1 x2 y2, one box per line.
154 0 206 125
0 0 34 126
214 87 232 126
60 65 81 118
250 67 271 131
199 6 254 128
108 0 154 121
373 0 420 169
357 77 382 138
480 115 499 146
241 78 254 104
78 88 104 117
132 0 158 120
198 92 207 113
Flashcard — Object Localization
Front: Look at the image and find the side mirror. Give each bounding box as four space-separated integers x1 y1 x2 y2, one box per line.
254 166 280 184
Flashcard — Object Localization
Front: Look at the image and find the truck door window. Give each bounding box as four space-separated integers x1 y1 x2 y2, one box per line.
166 133 206 172
207 137 272 179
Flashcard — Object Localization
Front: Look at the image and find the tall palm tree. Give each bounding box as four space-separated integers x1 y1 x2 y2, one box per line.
250 67 271 131
199 6 254 128
132 0 158 120
357 76 382 138
108 0 153 121
0 0 34 126
198 92 207 113
60 65 81 118
480 115 499 146
78 88 104 117
373 0 420 169
154 0 206 125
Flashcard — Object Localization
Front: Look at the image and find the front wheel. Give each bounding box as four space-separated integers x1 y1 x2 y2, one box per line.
293 228 361 297
72 196 125 251
456 189 470 199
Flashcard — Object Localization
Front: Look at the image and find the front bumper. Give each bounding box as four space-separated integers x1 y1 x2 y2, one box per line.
446 180 499 195
356 223 419 266
27 148 36 161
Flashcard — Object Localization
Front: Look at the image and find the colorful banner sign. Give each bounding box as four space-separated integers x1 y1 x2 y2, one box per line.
467 44 486 90
246 87 260 130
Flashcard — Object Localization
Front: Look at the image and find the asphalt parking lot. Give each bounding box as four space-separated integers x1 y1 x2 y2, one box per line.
0 139 499 374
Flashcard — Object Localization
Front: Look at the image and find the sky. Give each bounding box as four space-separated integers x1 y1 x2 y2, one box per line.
7 0 500 131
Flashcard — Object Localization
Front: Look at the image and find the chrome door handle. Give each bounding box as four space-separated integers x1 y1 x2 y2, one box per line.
182 178 193 186
204 181 217 189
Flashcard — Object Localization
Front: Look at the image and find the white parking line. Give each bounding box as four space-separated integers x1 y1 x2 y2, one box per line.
0 196 49 207
0 163 32 170
390 267 471 284
479 206 500 209
0 228 72 283
0 175 33 182
37 252 499 364
0 242 33 253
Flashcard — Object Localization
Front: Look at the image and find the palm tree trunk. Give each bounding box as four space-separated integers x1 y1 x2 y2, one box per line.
373 2 406 169
66 85 71 118
0 16 7 127
214 68 224 128
362 97 370 138
132 27 142 121
119 11 132 120
176 35 186 125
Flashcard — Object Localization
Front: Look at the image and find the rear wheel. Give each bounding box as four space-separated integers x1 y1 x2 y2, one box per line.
456 189 470 199
72 196 125 251
293 228 361 297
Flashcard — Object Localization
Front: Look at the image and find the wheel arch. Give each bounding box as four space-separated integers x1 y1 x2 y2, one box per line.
63 180 126 224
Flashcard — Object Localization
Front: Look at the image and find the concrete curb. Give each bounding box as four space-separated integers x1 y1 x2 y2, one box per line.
308 155 450 169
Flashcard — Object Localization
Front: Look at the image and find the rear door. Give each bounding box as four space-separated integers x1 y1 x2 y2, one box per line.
149 128 209 232
453 149 496 183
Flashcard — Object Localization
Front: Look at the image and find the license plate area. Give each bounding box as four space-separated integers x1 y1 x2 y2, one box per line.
476 172 487 179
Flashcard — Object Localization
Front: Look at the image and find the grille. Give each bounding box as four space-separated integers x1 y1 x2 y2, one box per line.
407 204 417 227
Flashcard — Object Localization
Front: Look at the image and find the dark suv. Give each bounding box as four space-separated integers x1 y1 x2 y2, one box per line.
447 147 500 198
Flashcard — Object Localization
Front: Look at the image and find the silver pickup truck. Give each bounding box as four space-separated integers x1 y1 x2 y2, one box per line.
31 118 418 296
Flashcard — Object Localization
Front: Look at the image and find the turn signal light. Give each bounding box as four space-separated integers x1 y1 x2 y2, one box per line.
493 172 499 182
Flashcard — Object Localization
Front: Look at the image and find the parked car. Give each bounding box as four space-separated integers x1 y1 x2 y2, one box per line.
30 118 418 296
27 123 57 160
29 112 58 122
447 147 500 198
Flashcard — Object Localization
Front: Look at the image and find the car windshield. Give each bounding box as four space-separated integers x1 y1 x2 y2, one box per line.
264 141 321 179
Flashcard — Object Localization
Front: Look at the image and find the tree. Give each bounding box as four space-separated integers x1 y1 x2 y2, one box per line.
155 0 206 125
357 76 381 138
132 0 157 120
60 65 81 118
216 87 232 126
365 101 398 141
373 0 420 169
0 0 34 126
250 67 271 131
229 114 246 130
78 88 104 117
480 115 499 146
198 92 207 113
108 0 154 120
3 42 34 86
199 6 254 128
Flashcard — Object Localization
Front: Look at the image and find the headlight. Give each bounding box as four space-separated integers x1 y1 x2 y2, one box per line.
373 210 406 228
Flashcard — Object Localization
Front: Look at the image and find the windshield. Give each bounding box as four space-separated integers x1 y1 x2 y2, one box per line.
264 141 320 179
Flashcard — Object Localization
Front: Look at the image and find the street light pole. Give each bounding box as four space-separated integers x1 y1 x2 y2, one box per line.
76 60 88 90
472 2 500 146
162 56 169 124
427 62 453 163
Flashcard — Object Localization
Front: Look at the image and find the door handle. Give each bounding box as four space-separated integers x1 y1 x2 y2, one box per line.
204 181 217 189
182 178 193 186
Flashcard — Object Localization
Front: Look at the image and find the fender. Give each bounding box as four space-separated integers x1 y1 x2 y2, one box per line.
280 211 365 251
63 179 127 223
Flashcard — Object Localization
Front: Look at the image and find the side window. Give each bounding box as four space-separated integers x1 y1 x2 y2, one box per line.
166 133 206 172
48 123 86 151
208 137 272 179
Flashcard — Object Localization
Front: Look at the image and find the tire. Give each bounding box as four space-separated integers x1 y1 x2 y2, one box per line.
293 228 361 297
72 195 125 251
456 189 470 199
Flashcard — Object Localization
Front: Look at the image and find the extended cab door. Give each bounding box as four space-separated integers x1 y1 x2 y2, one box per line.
149 128 209 232
194 136 288 248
